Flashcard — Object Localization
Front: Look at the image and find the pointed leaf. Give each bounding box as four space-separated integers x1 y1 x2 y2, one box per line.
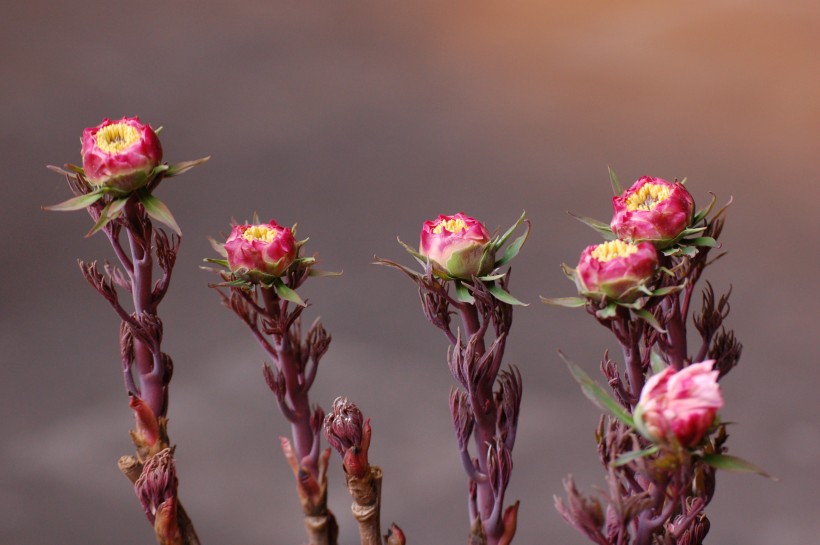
308 269 343 277
85 199 120 237
687 237 718 248
495 220 531 267
488 284 528 306
208 236 228 258
540 296 587 308
372 257 423 280
560 352 634 427
137 190 181 235
476 273 507 281
596 303 618 319
164 156 211 177
633 308 665 333
454 281 475 304
692 193 717 224
650 350 667 374
613 445 659 467
609 166 624 196
203 258 230 268
567 212 616 240
651 281 686 297
495 210 527 249
272 277 306 306
397 237 427 263
679 226 707 237
107 196 130 220
43 191 104 212
701 453 777 480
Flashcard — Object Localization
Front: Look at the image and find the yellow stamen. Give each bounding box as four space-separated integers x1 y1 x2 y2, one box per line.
95 122 140 153
591 240 638 262
242 225 279 243
626 183 672 211
432 218 467 235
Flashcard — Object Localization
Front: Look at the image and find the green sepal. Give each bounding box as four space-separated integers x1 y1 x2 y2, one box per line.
613 445 659 467
495 217 530 267
687 237 718 248
476 273 507 281
204 258 230 268
209 278 251 289
454 281 475 304
596 303 618 319
494 210 527 250
632 308 665 333
568 212 617 240
271 277 306 306
488 283 528 306
372 257 423 280
540 296 587 308
137 189 182 236
397 237 428 268
651 281 686 297
679 226 707 237
47 163 86 177
560 263 576 281
561 352 634 428
164 156 211 178
43 190 104 212
85 196 131 237
692 193 717 224
609 166 624 196
700 453 776 480
294 256 316 266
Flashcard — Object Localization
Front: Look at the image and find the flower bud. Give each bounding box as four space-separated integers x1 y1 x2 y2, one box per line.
611 176 695 248
224 220 297 282
634 361 723 448
420 213 494 279
81 116 163 193
575 240 658 302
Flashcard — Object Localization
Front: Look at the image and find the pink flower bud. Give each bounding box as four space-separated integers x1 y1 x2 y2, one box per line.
611 176 695 247
224 219 297 281
575 240 658 302
81 116 163 193
420 213 494 279
635 361 723 448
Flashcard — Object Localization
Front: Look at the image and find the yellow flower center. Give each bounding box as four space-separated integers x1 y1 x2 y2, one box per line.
242 225 279 243
591 240 638 262
95 122 140 153
626 182 672 211
432 218 467 235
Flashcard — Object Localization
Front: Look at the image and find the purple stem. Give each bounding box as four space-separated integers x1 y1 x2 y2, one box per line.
663 294 688 370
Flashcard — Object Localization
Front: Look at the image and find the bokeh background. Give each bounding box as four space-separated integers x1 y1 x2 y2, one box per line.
3 1 819 543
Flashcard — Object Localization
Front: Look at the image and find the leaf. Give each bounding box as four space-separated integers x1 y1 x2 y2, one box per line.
488 283 528 306
203 258 229 268
687 236 718 248
208 236 228 258
692 193 717 224
609 166 624 196
397 237 428 267
308 269 343 277
42 191 104 212
679 226 707 237
650 350 667 374
476 273 507 281
137 189 182 235
540 296 587 308
651 281 686 297
372 256 423 280
701 453 777 480
272 277 306 306
596 303 618 319
454 281 475 304
164 156 211 177
613 445 659 467
495 219 531 267
560 352 634 427
633 308 665 333
495 210 527 249
567 212 616 240
85 197 129 237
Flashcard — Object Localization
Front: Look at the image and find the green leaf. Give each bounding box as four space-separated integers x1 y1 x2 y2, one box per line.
495 210 527 249
613 445 659 467
203 258 230 268
272 277 306 306
495 219 531 267
488 283 528 306
137 190 182 235
633 308 665 333
397 237 428 267
107 196 130 219
687 237 718 248
372 257 423 280
679 226 707 237
692 192 717 224
540 296 587 308
454 281 475 304
651 282 686 297
308 269 343 277
42 191 104 212
208 236 228 258
476 273 507 281
650 350 667 374
561 352 634 427
164 156 211 177
701 453 777 480
567 212 616 240
596 303 618 319
608 166 624 196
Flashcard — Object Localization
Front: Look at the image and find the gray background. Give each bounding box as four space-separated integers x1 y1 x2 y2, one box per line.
3 1 819 543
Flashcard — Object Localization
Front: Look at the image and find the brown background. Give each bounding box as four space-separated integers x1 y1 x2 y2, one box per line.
3 1 819 544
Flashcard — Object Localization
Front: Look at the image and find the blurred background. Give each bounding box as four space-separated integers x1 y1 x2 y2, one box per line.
3 1 819 543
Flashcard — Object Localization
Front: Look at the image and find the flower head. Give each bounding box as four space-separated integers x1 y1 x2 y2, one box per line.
634 361 723 448
575 240 658 302
224 220 297 282
611 176 695 248
420 213 494 279
81 116 163 192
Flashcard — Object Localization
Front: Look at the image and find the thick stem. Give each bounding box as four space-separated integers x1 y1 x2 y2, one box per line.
663 295 688 370
346 466 383 545
621 334 643 406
